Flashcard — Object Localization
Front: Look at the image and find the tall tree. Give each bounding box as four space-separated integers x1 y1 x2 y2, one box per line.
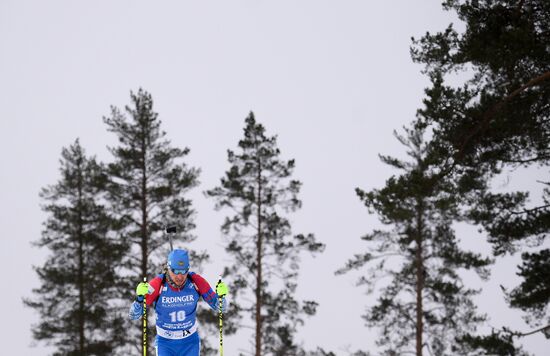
337 127 493 356
25 140 127 355
207 112 325 356
411 0 550 342
103 89 202 354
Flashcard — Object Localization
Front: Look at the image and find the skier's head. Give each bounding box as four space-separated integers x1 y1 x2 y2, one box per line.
167 249 190 274
167 249 189 287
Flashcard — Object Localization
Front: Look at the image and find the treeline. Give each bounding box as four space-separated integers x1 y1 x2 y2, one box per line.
25 91 325 356
25 1 548 356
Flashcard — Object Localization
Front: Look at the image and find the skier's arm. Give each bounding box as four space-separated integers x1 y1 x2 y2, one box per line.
189 272 228 312
128 276 163 320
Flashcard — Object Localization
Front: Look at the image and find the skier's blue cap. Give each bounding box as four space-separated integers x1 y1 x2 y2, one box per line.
167 249 189 274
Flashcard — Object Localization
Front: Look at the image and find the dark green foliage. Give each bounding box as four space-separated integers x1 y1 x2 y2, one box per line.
509 249 550 319
412 0 550 169
337 127 492 355
207 112 325 356
411 0 550 344
301 348 338 356
102 89 203 354
459 330 530 356
25 140 127 355
467 189 548 255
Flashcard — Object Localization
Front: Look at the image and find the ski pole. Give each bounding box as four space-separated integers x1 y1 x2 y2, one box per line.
142 276 147 356
219 295 224 356
217 277 226 356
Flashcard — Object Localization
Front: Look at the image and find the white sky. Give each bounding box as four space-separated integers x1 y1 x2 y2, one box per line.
0 1 547 355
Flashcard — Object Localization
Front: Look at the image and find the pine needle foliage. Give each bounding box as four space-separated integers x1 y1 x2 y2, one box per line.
25 140 127 355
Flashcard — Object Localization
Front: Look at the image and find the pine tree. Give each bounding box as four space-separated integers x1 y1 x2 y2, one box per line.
337 127 492 356
25 139 127 355
207 112 325 356
411 0 550 344
102 89 202 354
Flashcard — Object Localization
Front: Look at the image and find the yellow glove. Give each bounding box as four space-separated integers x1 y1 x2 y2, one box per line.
216 280 228 297
136 281 151 296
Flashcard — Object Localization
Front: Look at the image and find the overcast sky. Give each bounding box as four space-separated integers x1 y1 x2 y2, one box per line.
0 1 547 355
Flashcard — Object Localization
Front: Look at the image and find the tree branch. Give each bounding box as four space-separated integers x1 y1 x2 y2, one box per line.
456 71 550 161
509 204 550 216
501 155 550 164
511 324 550 338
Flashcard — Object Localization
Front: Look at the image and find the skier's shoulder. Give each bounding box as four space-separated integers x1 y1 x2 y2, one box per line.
188 271 205 284
188 272 212 294
149 274 165 292
145 275 164 306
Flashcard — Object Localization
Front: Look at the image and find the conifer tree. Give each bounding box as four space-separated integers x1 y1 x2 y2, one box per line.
25 140 126 355
411 0 550 344
337 127 492 356
103 89 202 354
207 112 325 356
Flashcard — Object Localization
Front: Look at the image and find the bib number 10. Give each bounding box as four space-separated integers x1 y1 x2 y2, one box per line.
169 311 186 322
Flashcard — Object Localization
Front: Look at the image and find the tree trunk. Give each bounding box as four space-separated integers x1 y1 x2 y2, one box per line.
415 199 424 356
77 170 85 355
255 163 263 356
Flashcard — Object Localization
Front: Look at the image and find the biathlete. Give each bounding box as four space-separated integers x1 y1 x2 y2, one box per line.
129 249 228 356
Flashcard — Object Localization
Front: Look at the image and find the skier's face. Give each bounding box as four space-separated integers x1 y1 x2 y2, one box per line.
169 268 188 287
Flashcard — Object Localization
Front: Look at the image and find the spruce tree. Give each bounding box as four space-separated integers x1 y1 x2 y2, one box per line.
103 89 201 354
207 112 325 356
411 0 550 344
25 140 127 355
337 127 492 356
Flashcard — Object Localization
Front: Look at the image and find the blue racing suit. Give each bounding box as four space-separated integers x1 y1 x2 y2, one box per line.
129 272 226 356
